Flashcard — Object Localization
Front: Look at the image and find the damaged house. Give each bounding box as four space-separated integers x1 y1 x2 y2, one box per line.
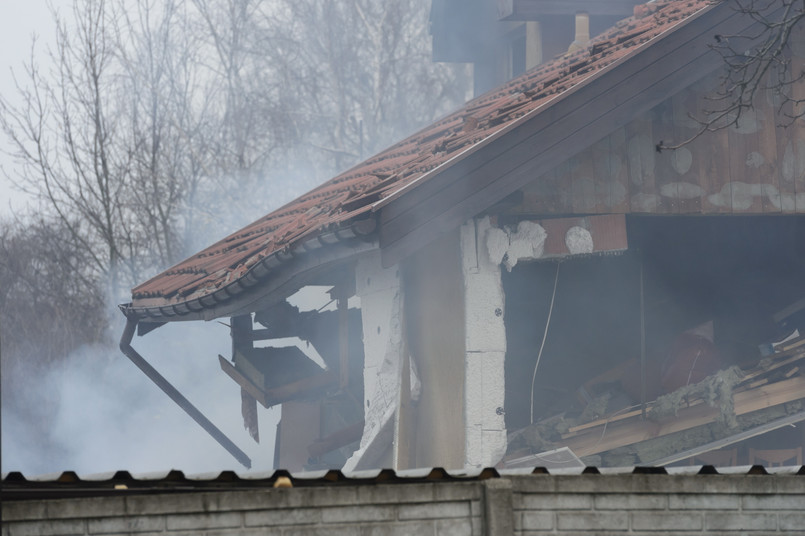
120 0 805 472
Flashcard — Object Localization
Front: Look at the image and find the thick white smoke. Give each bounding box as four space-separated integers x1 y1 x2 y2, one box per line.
2 318 279 476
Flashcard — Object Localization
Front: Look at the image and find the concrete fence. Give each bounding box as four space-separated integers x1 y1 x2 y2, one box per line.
3 473 804 535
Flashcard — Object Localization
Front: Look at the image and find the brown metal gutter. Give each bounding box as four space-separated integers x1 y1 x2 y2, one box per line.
119 317 252 469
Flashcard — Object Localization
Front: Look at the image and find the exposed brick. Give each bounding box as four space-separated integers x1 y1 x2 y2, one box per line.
244 508 320 527
780 513 805 530
705 513 776 531
742 494 805 510
1 501 47 522
166 512 242 531
520 511 553 531
556 512 628 531
669 494 740 510
595 494 667 510
88 516 164 534
7 520 85 536
518 493 592 510
632 512 703 531
397 501 470 520
321 506 395 524
359 521 436 535
435 518 474 536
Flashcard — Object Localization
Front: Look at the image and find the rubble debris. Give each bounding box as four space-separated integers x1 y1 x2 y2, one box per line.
648 366 744 429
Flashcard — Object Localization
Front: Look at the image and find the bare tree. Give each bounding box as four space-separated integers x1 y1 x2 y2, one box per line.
660 0 805 150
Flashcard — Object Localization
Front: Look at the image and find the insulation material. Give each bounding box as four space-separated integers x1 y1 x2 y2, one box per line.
462 217 507 467
486 214 628 271
342 252 404 472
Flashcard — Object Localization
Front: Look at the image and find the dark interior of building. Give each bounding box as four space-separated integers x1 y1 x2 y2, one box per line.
503 215 805 464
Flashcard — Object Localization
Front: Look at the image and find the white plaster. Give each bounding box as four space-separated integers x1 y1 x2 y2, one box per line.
409 354 421 403
659 182 705 200
670 147 692 175
485 220 547 271
485 227 509 266
343 252 403 472
630 192 660 212
746 151 765 168
464 273 508 352
480 351 506 431
461 218 508 469
565 226 593 255
707 181 771 210
481 429 508 467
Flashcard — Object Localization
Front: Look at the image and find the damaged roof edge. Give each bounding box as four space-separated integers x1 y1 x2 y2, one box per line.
120 218 378 323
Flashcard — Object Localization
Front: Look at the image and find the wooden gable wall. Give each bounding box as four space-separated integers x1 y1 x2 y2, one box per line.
509 58 805 216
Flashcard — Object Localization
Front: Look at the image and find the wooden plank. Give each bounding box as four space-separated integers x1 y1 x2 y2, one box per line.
752 79 782 214
591 136 613 213
670 87 703 213
609 128 630 213
219 354 269 408
563 374 805 457
728 100 765 213
571 150 598 214
233 348 265 391
651 98 678 213
648 409 805 466
791 55 805 213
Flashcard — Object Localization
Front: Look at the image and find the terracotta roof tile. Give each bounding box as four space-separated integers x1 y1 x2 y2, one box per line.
130 0 710 310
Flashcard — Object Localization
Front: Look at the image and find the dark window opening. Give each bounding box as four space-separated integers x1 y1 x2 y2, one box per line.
503 215 805 467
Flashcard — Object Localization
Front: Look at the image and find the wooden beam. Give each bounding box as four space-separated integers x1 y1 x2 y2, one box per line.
563 375 805 457
219 354 269 408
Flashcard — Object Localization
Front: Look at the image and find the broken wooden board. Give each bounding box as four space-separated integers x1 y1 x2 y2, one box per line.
562 374 805 457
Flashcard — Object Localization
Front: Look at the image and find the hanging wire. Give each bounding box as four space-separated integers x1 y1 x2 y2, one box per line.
530 261 561 424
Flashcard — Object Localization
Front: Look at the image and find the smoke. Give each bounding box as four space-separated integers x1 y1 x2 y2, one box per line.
2 318 278 476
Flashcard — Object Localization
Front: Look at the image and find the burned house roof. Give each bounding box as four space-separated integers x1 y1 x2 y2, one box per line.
125 0 715 321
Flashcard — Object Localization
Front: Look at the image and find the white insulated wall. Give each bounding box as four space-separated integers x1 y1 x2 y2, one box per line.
343 251 404 472
461 217 508 468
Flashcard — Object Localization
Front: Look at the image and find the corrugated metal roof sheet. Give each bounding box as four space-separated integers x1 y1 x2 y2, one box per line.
3 465 804 500
126 0 711 319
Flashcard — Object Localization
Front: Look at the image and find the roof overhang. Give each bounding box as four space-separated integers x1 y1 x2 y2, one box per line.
122 221 377 323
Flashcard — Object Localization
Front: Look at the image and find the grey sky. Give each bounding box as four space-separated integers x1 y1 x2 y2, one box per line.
0 0 68 216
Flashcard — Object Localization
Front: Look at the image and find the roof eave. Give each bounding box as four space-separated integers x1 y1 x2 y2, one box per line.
122 220 378 323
